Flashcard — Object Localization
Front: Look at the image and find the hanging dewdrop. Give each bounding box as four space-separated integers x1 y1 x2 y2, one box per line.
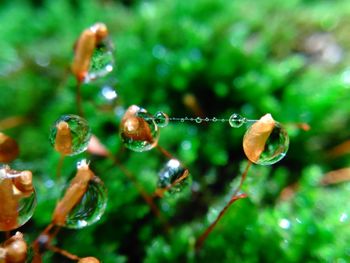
49 115 91 156
71 22 114 83
120 105 160 152
0 166 36 231
243 114 289 165
52 159 107 229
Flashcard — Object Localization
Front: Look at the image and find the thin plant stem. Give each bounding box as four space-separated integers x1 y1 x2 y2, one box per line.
232 160 252 197
0 116 28 130
76 81 84 117
56 155 65 179
195 161 252 250
47 244 80 261
109 154 171 233
195 193 247 251
156 145 176 160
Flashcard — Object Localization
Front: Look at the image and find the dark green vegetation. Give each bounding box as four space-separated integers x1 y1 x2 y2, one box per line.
1 0 350 262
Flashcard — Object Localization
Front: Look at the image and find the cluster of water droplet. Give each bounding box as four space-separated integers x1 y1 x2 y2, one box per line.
49 114 92 156
119 108 289 166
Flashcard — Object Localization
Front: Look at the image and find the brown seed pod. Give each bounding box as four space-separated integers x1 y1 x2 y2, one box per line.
0 133 19 163
78 257 100 263
54 121 73 155
120 105 155 144
4 232 27 263
12 171 33 195
243 114 275 163
71 22 109 83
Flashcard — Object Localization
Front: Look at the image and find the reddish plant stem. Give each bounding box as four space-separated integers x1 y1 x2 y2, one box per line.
195 193 247 251
76 81 84 117
156 145 176 160
47 244 80 261
195 161 252 250
110 154 171 233
56 155 65 179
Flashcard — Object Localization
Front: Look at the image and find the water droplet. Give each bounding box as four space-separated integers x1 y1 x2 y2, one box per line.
180 118 185 123
212 117 217 122
101 85 117 101
229 113 246 128
0 133 19 163
0 167 36 231
157 159 190 195
195 117 202 123
49 115 92 156
205 117 209 122
153 111 169 128
243 114 289 165
84 39 114 83
279 218 291 229
63 176 107 229
120 105 160 152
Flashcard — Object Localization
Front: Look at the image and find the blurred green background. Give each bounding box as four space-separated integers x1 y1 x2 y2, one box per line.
1 0 350 262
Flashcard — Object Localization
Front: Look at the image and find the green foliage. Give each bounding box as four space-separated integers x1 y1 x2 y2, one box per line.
1 0 350 262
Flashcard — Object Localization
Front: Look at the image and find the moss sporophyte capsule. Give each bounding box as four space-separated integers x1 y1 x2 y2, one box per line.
50 115 91 156
0 133 19 163
71 22 114 83
120 105 160 152
0 166 36 231
243 114 289 165
52 159 107 229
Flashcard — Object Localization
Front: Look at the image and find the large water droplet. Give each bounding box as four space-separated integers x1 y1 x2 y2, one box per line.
63 176 107 229
0 133 19 163
156 159 190 195
49 115 91 156
229 113 246 128
0 167 36 231
243 114 289 165
84 39 114 83
154 111 169 128
120 105 160 152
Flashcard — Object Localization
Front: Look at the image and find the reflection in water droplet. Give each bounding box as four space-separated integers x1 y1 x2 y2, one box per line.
63 176 107 229
229 113 246 128
101 86 117 101
84 39 115 83
120 105 159 152
0 167 36 231
340 213 348 223
279 218 291 229
195 117 202 123
243 114 289 165
49 115 92 156
157 159 189 194
154 111 169 128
